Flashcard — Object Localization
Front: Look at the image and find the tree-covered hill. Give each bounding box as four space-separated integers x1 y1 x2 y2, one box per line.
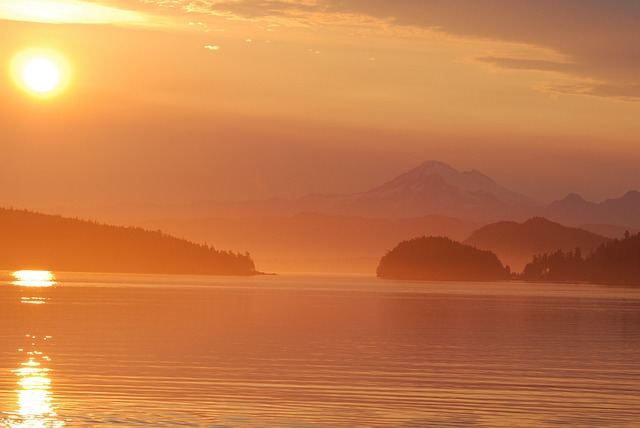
464 217 610 272
376 236 510 281
0 208 257 275
521 231 640 285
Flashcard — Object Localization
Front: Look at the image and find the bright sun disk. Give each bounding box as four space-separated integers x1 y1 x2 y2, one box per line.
23 57 61 93
11 49 71 98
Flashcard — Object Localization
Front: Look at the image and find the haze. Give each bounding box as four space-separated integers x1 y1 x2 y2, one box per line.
2 0 640 209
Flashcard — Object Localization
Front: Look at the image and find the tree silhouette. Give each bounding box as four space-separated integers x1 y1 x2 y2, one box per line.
521 232 640 285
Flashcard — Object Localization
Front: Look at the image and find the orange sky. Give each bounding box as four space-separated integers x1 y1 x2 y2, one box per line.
1 0 639 208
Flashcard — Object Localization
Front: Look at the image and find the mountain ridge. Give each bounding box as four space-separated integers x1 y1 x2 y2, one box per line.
44 160 639 228
546 190 640 228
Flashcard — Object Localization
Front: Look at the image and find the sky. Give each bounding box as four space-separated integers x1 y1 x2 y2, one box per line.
1 0 640 209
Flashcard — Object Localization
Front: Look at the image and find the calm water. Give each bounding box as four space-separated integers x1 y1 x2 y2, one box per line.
1 271 639 427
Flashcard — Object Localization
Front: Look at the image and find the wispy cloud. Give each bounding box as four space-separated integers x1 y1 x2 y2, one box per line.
332 0 640 101
537 81 640 103
135 0 640 101
475 56 575 74
25 0 637 101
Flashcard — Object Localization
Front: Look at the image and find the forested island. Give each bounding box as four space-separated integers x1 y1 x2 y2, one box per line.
521 231 640 285
376 236 510 281
377 231 639 286
0 208 258 275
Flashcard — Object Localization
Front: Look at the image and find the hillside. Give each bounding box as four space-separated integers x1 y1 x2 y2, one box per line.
376 236 510 281
0 208 257 275
464 217 610 272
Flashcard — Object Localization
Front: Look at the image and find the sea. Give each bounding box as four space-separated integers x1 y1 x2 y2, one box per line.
1 270 639 427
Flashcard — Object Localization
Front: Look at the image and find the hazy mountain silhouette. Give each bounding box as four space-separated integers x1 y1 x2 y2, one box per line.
342 160 540 221
377 236 510 281
546 191 640 228
464 217 610 272
41 161 639 274
0 208 257 275
54 160 539 222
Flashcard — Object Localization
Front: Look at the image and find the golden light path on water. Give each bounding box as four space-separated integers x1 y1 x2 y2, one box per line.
1 271 65 427
3 344 64 428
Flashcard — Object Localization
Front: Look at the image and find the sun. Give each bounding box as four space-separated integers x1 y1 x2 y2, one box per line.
23 57 61 93
11 48 71 98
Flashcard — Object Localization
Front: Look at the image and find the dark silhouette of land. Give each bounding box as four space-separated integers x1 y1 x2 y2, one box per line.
0 208 257 275
377 236 510 281
522 231 640 285
465 217 611 272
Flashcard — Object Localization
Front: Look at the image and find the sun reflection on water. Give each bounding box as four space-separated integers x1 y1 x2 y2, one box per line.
2 271 65 427
11 271 57 288
2 343 65 427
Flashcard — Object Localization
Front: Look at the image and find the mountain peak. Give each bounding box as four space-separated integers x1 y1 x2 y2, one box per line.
415 160 456 170
560 193 588 204
621 190 640 200
522 216 558 227
389 160 502 193
357 161 539 221
404 160 459 180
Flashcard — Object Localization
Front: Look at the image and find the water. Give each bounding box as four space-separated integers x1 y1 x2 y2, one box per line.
1 271 640 427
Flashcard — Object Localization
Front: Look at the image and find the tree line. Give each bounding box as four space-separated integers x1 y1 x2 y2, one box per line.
0 208 257 275
521 231 640 285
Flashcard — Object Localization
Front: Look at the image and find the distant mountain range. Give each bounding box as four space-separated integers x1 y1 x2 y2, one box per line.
546 191 640 229
53 160 639 228
159 160 540 222
41 160 639 273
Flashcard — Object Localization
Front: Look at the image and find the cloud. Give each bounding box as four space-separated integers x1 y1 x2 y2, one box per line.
331 0 640 101
537 81 640 102
475 56 575 74
104 1 640 101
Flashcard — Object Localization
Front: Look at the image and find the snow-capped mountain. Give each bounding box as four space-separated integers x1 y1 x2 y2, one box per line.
335 160 541 221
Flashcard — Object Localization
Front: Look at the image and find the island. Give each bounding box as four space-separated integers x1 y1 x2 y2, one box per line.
0 208 258 276
376 236 510 281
